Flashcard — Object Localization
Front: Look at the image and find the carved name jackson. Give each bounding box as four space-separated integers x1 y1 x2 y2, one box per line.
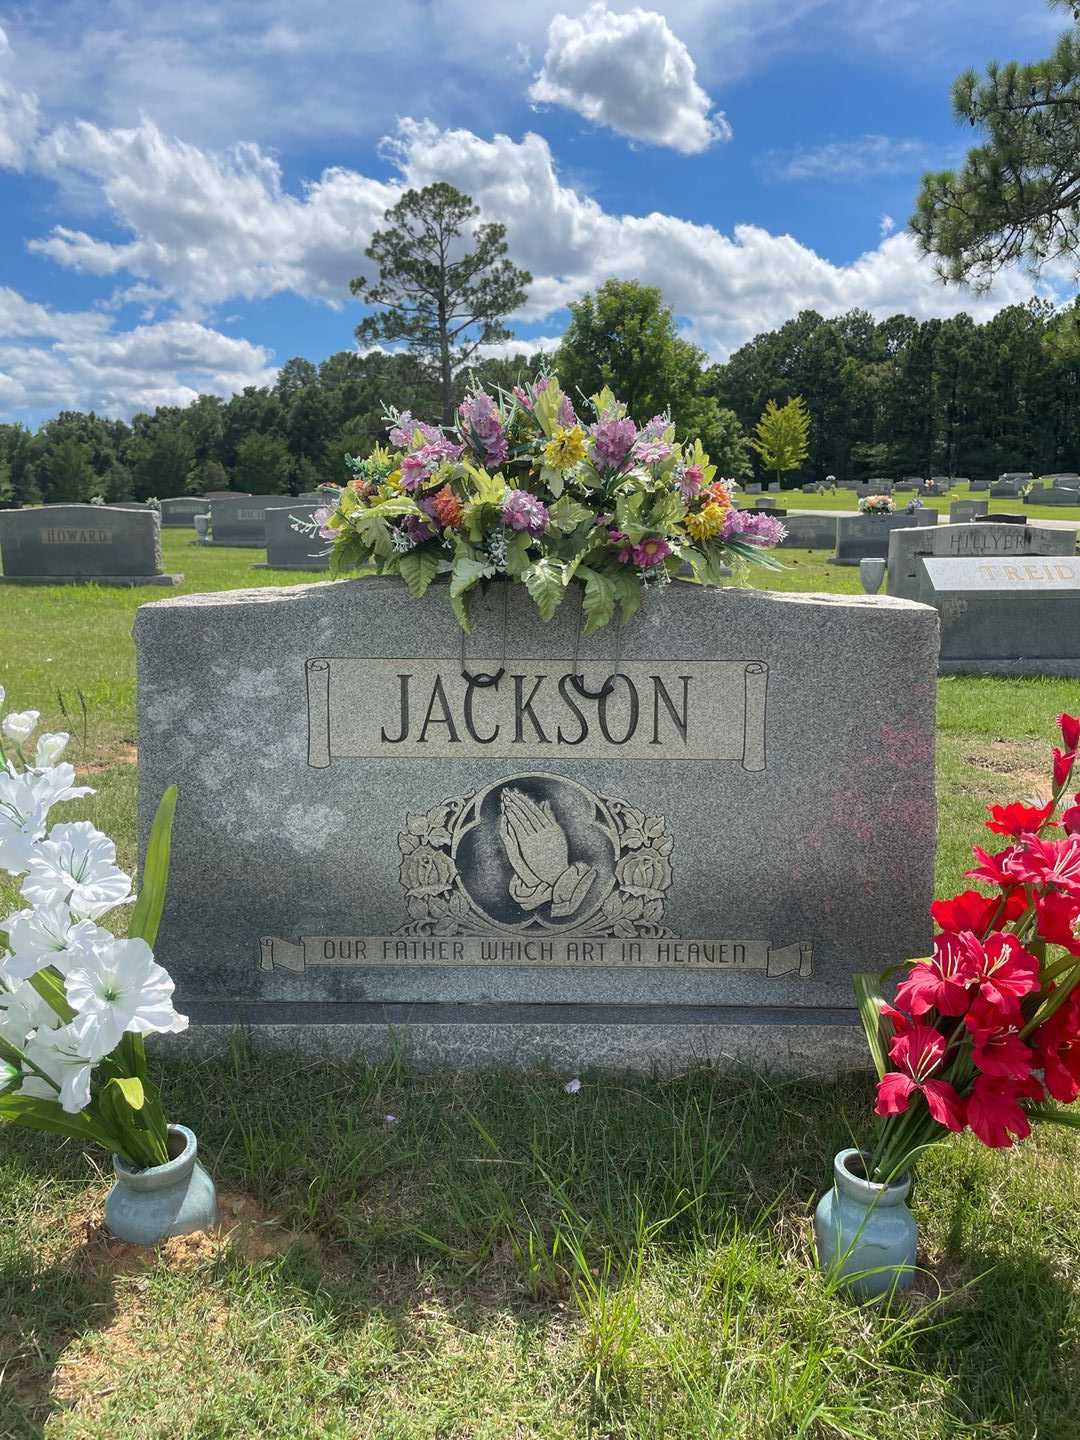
306 657 769 766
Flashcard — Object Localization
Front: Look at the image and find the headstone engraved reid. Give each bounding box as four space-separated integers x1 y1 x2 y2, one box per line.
136 581 938 1072
887 521 1075 603
922 554 1080 675
0 503 181 586
255 503 332 571
831 510 936 565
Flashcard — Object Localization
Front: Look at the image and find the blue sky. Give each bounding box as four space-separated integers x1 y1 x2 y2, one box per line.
0 0 1070 425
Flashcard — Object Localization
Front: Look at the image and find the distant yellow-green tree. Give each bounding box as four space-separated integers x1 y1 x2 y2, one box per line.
750 396 811 488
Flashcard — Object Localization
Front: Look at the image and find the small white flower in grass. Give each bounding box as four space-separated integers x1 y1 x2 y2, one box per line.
563 1077 582 1094
18 1021 110 1113
1 902 112 980
22 821 132 919
2 710 40 745
0 976 62 1048
34 733 70 768
66 938 188 1052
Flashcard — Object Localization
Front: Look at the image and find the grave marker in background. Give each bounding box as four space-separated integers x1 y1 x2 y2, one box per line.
0 504 181 586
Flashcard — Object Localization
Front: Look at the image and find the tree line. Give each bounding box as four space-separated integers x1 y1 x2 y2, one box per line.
5 286 1080 505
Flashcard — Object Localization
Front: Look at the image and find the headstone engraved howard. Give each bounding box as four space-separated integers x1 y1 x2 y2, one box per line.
255 504 331 571
0 504 181 586
831 511 936 565
160 497 209 528
920 555 1080 676
887 521 1075 603
136 580 938 1073
208 497 268 547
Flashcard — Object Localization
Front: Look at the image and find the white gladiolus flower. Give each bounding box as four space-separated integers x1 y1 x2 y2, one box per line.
0 977 61 1048
66 938 188 1051
0 766 95 877
34 733 70 768
22 821 132 919
0 773 50 876
1 903 113 981
2 711 40 745
18 1021 109 1113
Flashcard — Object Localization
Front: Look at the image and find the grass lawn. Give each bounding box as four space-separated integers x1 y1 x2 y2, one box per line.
2 533 1080 1438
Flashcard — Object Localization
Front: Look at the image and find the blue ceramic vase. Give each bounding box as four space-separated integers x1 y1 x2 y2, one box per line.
105 1124 218 1245
813 1148 917 1300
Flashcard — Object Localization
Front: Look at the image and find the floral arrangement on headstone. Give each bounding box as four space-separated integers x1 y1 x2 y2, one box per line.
858 494 895 515
0 695 213 1242
315 373 784 632
817 714 1080 1295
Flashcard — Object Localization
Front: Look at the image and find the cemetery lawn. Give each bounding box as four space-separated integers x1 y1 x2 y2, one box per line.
3 536 1080 1438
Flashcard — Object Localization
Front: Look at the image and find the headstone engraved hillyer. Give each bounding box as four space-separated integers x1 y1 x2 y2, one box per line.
0 504 181 586
136 581 939 1072
887 521 1076 603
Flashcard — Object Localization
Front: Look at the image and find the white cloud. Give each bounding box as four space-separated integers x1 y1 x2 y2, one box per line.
29 120 397 312
0 295 275 418
8 112 1056 398
529 4 729 153
768 134 937 182
880 214 896 237
0 25 41 169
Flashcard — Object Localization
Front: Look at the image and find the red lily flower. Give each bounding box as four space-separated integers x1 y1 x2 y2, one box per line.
966 1074 1043 1149
1034 891 1080 956
874 1024 966 1131
1053 748 1077 791
895 932 975 1017
930 889 1026 935
986 800 1054 837
1062 798 1080 836
966 845 1019 888
970 1027 1035 1080
1060 714 1080 753
1007 834 1080 896
959 932 1041 1031
1033 993 1080 1104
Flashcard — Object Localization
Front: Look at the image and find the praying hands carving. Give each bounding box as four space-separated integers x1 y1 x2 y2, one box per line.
498 787 596 918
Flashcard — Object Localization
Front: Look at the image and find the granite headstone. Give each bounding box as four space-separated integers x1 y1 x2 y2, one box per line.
949 500 988 523
920 555 1080 675
255 504 332 571
160 497 210 528
0 504 181 586
209 497 269 547
136 581 939 1073
887 521 1075 603
777 513 837 549
831 511 936 565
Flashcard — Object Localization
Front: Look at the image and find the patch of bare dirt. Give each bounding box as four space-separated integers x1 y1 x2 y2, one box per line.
61 1188 317 1278
77 742 138 777
964 739 1049 797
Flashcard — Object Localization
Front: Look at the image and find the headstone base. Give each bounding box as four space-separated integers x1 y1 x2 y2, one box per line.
164 1001 867 1075
252 562 333 572
0 572 183 587
938 658 1080 678
207 540 264 548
